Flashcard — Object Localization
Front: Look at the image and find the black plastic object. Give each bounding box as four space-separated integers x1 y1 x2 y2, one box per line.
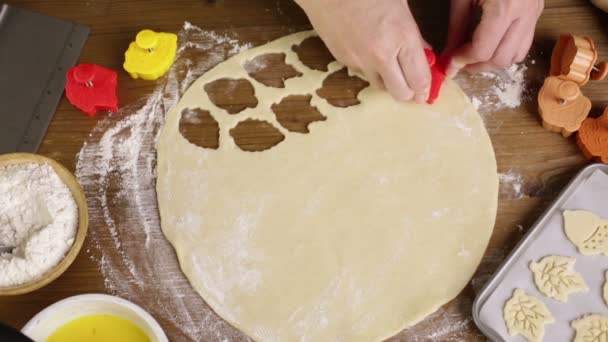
0 3 89 153
0 322 34 342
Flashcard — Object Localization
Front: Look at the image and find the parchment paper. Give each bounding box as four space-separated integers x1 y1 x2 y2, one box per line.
477 167 608 341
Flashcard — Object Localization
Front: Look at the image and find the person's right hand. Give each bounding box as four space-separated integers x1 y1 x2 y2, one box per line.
295 0 432 103
444 0 544 76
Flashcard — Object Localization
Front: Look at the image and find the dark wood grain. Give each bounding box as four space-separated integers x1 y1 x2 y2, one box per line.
0 0 606 340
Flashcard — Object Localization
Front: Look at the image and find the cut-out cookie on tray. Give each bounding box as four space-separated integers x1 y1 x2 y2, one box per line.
529 255 588 302
271 94 326 133
572 314 608 342
229 119 285 152
564 210 608 255
503 289 554 342
179 108 220 149
244 53 302 88
316 67 369 108
204 78 258 114
292 36 335 72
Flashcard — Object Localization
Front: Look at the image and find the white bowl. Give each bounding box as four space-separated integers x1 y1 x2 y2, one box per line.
21 294 168 342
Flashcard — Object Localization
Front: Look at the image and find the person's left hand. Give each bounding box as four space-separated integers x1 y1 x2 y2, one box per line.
444 0 544 76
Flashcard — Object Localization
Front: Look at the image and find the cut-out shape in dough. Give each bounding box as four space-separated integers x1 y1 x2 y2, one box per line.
292 36 335 72
271 94 326 133
204 78 258 114
179 108 220 149
603 271 608 306
229 119 285 152
316 67 369 108
564 210 608 255
529 255 588 302
244 53 302 88
572 314 608 342
503 289 554 342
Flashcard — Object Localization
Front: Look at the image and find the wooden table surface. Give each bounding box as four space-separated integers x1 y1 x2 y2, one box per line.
1 0 607 341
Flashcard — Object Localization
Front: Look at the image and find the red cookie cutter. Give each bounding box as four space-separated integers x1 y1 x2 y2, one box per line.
424 49 448 105
66 63 118 117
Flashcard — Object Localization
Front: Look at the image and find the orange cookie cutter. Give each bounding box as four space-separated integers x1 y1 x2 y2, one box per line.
538 34 606 137
550 34 608 85
538 76 591 137
577 107 608 163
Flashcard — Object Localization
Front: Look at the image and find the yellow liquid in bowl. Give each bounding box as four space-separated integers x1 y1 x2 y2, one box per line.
46 314 150 342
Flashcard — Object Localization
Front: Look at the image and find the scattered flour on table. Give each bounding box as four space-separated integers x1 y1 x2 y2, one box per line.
0 163 78 287
456 63 536 200
499 171 525 200
491 64 527 108
75 22 255 341
471 96 482 111
183 21 252 55
400 296 483 341
456 64 535 199
457 63 529 115
425 318 472 340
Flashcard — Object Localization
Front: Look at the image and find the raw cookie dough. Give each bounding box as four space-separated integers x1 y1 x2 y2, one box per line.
156 31 498 341
503 289 554 342
564 210 608 255
529 255 588 302
572 314 608 342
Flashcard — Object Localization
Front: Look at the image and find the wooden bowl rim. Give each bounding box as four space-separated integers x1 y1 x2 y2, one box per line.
0 153 89 296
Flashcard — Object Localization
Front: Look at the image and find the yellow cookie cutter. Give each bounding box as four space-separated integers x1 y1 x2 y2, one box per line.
123 29 177 80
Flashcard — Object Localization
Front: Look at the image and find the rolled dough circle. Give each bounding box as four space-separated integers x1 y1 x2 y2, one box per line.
156 31 498 341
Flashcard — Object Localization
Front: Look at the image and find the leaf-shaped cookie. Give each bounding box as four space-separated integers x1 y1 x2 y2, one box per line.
572 314 608 342
504 289 554 342
529 255 589 302
564 210 608 255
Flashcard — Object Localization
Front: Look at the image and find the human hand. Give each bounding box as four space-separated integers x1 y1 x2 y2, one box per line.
295 0 432 103
444 0 544 76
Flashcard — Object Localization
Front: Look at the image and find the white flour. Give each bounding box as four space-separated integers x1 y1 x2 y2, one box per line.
0 163 78 287
499 171 525 200
457 63 529 115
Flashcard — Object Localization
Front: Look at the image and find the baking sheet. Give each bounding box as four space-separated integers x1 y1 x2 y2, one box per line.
475 166 608 341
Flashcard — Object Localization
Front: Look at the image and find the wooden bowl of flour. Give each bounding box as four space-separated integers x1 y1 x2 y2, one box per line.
0 153 88 296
